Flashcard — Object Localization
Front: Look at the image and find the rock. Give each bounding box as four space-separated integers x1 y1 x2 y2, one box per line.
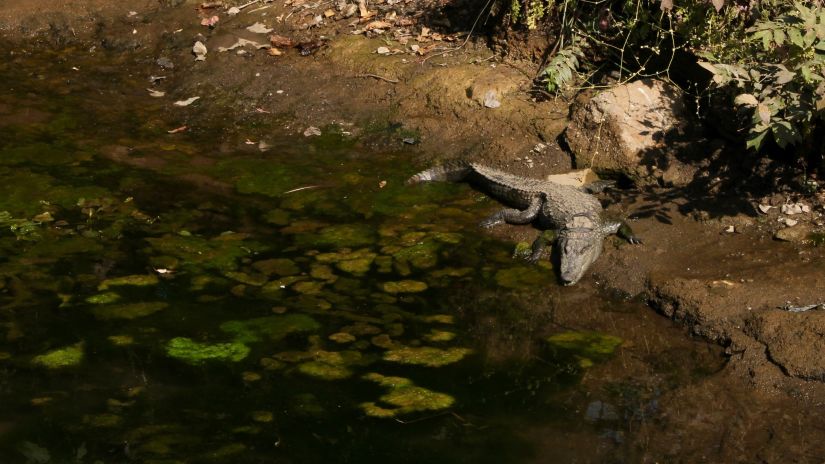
778 217 799 227
565 79 699 184
748 311 825 380
758 204 772 214
781 203 806 215
774 223 813 242
482 89 500 108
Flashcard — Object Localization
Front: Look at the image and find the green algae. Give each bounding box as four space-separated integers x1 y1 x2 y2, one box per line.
224 271 268 286
547 332 622 360
297 224 376 248
329 332 356 343
146 233 262 272
296 349 368 380
0 168 109 216
292 280 324 294
383 346 472 367
166 337 250 365
85 292 121 305
83 413 122 428
98 274 158 290
360 373 455 418
297 361 353 380
309 264 337 281
392 240 440 269
494 266 550 289
219 314 320 343
108 335 135 346
424 330 456 342
263 208 291 226
32 342 84 368
382 280 428 294
92 302 168 320
212 158 294 198
336 256 374 274
252 258 300 276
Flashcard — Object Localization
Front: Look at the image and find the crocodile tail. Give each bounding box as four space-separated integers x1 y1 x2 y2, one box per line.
406 161 473 185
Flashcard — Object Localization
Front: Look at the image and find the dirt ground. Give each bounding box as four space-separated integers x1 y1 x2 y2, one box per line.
3 0 825 461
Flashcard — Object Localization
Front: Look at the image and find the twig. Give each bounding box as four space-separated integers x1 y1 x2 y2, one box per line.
283 185 322 194
353 73 399 83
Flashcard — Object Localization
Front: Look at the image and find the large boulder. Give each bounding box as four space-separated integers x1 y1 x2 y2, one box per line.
565 79 702 186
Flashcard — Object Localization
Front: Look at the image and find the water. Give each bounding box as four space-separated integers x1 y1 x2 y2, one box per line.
0 48 722 463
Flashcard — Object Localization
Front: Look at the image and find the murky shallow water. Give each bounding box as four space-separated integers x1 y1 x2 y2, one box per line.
0 49 723 463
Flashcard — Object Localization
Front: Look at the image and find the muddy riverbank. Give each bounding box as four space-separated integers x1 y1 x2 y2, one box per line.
3 1 825 462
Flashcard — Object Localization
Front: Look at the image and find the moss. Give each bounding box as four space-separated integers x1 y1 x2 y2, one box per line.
92 302 168 320
309 264 337 281
360 373 454 418
166 337 250 365
383 346 472 367
251 411 273 423
219 314 320 343
32 342 84 368
297 349 370 380
98 274 158 290
382 280 428 294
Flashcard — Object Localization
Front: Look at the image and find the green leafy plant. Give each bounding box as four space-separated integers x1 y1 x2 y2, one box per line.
540 42 585 93
698 2 825 150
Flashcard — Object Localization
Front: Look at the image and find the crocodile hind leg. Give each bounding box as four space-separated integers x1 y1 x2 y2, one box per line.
479 196 542 228
617 222 643 244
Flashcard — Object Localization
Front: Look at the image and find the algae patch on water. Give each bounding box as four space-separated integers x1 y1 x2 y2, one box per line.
383 346 472 367
32 342 84 368
92 302 168 320
98 274 158 290
360 373 454 418
166 337 250 365
219 314 320 343
546 331 623 367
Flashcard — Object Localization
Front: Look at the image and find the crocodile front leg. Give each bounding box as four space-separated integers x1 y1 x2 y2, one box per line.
527 230 556 263
480 195 542 228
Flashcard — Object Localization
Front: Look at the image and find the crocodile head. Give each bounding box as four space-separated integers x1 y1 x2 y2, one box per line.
557 215 603 286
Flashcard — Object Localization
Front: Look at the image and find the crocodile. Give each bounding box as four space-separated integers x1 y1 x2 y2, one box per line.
407 162 641 285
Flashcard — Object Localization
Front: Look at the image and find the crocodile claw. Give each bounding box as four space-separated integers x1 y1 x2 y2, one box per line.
628 236 643 245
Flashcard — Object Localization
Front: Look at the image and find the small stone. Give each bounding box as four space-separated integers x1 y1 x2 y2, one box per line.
781 203 804 215
758 204 772 214
779 217 799 227
774 223 812 242
227 6 241 15
303 126 322 137
483 90 501 108
376 46 390 55
724 225 735 233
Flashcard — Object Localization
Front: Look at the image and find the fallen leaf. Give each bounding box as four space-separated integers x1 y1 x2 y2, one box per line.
357 0 375 18
304 126 321 136
255 107 271 113
173 96 200 107
324 9 336 17
147 88 165 97
246 22 273 33
269 34 295 48
366 20 392 30
245 138 256 144
167 125 188 133
201 15 220 27
217 38 268 52
267 47 283 56
378 180 387 188
227 6 241 15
